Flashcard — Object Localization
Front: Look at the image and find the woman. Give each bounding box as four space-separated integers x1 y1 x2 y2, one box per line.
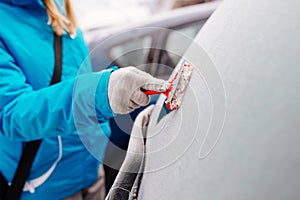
0 0 168 199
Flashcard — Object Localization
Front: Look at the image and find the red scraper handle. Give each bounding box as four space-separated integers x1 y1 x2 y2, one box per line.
143 90 163 95
142 82 173 96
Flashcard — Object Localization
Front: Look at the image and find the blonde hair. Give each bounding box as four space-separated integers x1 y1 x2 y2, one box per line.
42 0 76 38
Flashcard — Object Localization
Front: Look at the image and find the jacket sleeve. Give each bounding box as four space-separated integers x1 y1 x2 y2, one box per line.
0 40 115 141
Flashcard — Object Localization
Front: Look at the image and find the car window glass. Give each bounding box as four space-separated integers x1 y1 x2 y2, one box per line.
165 20 205 65
109 36 152 71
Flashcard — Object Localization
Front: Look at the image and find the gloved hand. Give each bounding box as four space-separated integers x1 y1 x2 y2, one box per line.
108 67 169 114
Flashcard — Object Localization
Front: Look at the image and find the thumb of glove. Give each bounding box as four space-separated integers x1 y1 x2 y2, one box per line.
130 67 170 92
141 77 170 92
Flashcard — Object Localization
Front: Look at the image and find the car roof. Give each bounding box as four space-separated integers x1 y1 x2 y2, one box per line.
85 1 222 44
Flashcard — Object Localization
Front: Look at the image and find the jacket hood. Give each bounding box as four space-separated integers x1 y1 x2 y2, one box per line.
0 0 45 8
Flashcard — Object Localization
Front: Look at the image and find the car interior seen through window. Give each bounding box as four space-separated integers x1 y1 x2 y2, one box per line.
108 20 205 80
109 36 153 70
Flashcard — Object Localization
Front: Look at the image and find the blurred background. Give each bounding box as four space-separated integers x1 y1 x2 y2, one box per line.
73 0 210 31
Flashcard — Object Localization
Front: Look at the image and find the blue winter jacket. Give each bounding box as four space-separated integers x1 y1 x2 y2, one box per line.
0 0 115 199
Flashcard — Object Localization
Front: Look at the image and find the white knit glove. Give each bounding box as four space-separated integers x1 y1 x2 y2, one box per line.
108 67 169 114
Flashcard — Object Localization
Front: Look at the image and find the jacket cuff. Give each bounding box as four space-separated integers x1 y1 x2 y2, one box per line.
95 67 118 121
